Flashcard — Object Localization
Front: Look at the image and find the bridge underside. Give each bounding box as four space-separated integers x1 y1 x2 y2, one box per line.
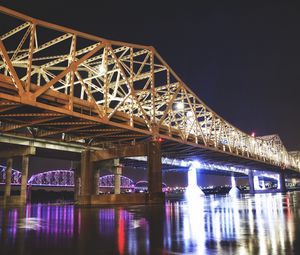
1 135 300 189
0 133 297 175
0 131 298 175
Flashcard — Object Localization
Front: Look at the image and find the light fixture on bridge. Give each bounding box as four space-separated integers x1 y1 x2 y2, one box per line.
175 102 184 110
191 160 201 169
187 111 193 117
98 64 107 76
157 137 164 143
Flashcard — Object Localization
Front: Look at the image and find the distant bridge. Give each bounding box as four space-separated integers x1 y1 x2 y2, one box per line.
0 167 135 189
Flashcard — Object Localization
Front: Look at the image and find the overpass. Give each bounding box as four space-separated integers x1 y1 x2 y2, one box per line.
0 6 299 205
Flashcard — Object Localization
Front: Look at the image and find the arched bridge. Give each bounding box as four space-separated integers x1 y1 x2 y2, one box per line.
0 6 299 173
1 167 135 189
99 174 134 189
28 170 75 187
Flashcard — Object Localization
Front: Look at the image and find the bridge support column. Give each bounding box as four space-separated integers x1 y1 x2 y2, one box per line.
278 172 286 193
20 155 29 205
147 141 164 203
253 176 261 190
93 168 100 195
74 164 81 201
87 142 164 205
79 150 93 204
248 170 255 194
114 165 122 195
4 158 13 203
27 185 32 202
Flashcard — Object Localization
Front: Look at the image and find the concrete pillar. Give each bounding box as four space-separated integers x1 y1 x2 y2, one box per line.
80 150 93 197
93 168 100 195
279 172 286 193
74 164 81 201
114 166 122 195
20 155 29 204
253 176 261 190
248 170 255 194
147 141 162 194
4 158 13 199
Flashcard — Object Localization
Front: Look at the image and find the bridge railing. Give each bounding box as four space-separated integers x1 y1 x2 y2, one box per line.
0 6 299 171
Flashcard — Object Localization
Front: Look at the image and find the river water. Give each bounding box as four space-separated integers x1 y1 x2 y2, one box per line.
1 192 300 255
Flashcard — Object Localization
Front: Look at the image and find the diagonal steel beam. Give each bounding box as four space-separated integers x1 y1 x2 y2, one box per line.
0 40 25 95
33 43 104 98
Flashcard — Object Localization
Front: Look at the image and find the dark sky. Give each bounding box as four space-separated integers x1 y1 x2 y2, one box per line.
0 1 299 185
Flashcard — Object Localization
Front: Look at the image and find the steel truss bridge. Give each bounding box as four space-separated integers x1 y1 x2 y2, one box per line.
0 6 299 172
0 166 170 191
0 167 135 188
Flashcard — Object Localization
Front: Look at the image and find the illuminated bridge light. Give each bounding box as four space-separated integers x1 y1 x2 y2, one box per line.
175 102 184 111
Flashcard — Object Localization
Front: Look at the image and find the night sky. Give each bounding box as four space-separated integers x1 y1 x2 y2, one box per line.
1 1 299 185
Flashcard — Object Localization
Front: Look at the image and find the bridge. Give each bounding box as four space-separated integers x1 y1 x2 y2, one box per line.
0 166 297 195
0 6 299 205
0 167 172 195
0 167 135 189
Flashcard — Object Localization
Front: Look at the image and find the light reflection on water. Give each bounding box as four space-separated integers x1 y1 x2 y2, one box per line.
0 192 300 255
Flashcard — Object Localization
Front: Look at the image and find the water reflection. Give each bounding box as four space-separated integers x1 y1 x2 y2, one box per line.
0 193 299 254
163 193 297 255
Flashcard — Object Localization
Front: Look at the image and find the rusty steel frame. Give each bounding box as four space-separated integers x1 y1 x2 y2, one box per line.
0 6 299 171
